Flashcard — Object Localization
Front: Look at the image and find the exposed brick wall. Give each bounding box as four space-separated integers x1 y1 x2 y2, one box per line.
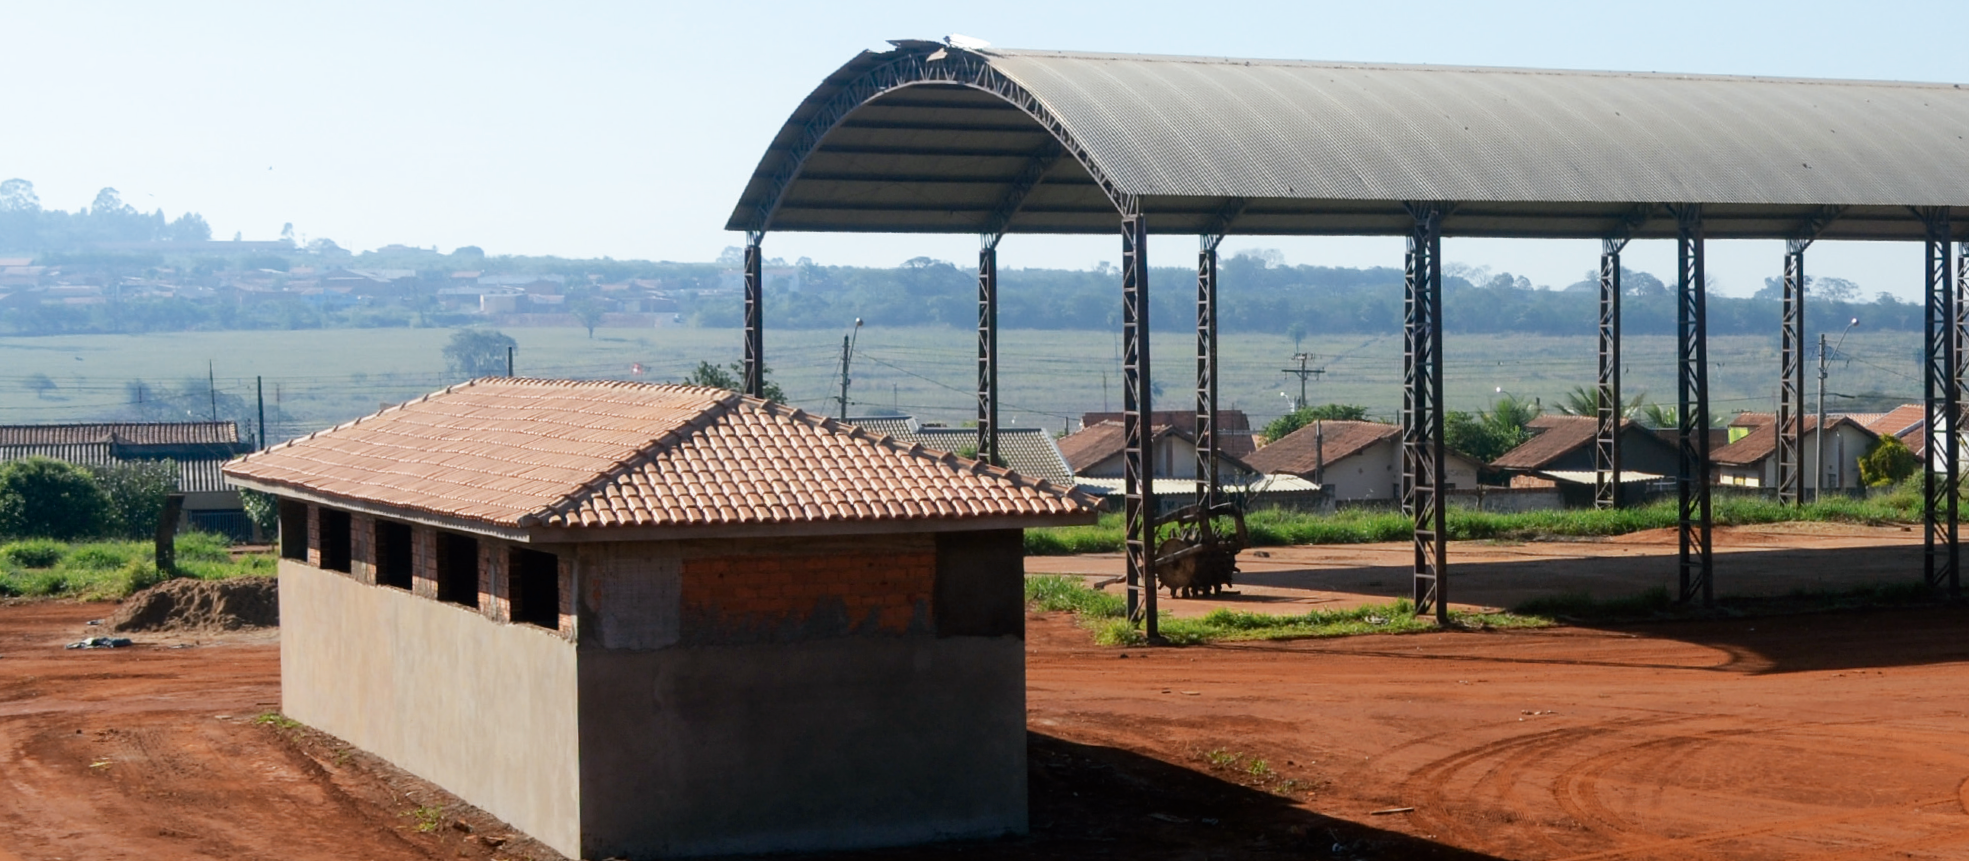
680 547 935 641
349 513 375 585
411 526 439 600
557 555 576 638
305 504 321 568
479 539 507 622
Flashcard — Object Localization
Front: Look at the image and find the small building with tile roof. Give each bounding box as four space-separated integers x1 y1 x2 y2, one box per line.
1057 420 1261 481
1077 409 1256 458
0 421 254 538
1713 413 1877 490
223 378 1095 859
1243 420 1483 503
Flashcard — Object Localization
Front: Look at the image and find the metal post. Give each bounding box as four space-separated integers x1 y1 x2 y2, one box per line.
1595 239 1626 509
1921 211 1959 595
1196 234 1222 509
978 239 1000 464
1779 243 1808 504
1674 205 1714 606
1403 204 1447 623
742 231 764 398
1816 332 1829 501
256 376 266 450
1120 215 1158 638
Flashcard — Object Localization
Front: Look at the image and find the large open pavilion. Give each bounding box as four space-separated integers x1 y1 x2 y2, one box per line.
725 40 1969 637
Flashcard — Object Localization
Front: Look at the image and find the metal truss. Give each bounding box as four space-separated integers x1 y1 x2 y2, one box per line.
1120 214 1159 637
1402 204 1448 622
741 47 1133 232
742 232 764 398
1919 210 1959 595
1196 233 1223 508
1595 236 1628 509
1673 205 1713 606
1778 207 1842 506
976 238 1000 465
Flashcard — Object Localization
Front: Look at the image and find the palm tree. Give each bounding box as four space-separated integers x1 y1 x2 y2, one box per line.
1557 385 1647 419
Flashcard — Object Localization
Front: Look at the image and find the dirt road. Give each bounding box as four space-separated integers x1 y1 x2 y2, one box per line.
3 526 1966 860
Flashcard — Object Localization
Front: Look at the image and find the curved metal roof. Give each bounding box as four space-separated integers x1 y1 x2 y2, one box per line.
728 44 1969 240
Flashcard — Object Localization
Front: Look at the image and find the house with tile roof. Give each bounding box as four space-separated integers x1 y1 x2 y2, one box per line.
846 415 1073 486
1713 413 1877 490
1078 409 1256 458
1243 420 1483 503
223 379 1095 859
1488 415 1681 505
0 421 253 538
1058 420 1260 481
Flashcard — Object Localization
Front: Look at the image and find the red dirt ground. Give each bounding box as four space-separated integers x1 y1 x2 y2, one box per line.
3 529 1967 860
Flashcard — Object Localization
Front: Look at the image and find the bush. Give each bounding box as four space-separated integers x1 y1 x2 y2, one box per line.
90 460 179 538
240 489 279 539
0 538 66 568
1860 434 1919 487
0 457 110 540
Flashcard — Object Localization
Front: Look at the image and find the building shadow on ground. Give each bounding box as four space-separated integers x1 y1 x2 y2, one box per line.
712 732 1506 860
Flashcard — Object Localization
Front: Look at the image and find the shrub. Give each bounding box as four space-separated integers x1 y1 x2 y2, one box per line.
1859 434 1919 487
0 538 67 568
90 460 179 538
0 457 110 540
240 488 279 539
63 544 133 570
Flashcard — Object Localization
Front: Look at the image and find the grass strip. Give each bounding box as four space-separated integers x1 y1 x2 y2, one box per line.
1027 491 1921 556
0 533 273 600
1024 574 1552 646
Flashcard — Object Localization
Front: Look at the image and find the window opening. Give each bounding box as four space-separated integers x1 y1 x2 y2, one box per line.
317 508 352 573
373 520 414 589
508 547 560 629
278 501 308 561
436 532 480 608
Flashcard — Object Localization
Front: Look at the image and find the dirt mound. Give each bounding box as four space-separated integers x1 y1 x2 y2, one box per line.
110 577 278 632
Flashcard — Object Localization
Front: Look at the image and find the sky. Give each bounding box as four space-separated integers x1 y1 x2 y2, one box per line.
4 0 1965 300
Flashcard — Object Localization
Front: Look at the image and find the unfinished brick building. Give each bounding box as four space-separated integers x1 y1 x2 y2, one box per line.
222 378 1095 859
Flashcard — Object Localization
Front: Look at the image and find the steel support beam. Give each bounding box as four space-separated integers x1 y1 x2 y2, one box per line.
1120 214 1159 638
742 232 764 398
1673 205 1713 606
1920 211 1959 596
1779 243 1808 504
1402 204 1448 622
1196 234 1224 508
977 238 1000 465
1595 237 1627 509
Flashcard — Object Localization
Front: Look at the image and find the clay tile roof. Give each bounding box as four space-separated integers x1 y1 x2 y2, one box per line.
1861 403 1926 439
0 421 239 446
1056 421 1128 473
1491 415 1638 470
223 378 1094 530
1078 410 1256 458
1241 420 1399 476
1711 415 1876 466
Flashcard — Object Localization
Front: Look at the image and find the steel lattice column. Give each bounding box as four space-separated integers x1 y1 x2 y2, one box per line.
1778 243 1808 505
742 232 764 398
1921 212 1959 595
1196 235 1223 508
1674 205 1714 606
1403 206 1448 622
977 240 1000 465
1120 215 1159 637
1595 239 1626 509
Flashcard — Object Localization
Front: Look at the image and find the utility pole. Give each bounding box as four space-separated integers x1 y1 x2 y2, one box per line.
1281 352 1324 411
207 361 217 421
256 376 266 450
507 346 515 377
837 318 862 418
1816 317 1860 501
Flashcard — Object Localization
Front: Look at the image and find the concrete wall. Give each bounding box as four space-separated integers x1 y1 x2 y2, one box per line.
1718 425 1876 490
571 531 1027 858
279 560 581 856
1447 486 1563 512
1320 439 1482 502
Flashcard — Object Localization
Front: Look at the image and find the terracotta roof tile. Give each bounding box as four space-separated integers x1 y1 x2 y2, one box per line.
1079 410 1256 457
1491 415 1607 470
1711 415 1875 466
224 379 1092 529
1241 420 1399 476
0 421 239 446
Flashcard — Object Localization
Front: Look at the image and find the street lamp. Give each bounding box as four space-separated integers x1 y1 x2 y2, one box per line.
1815 317 1860 501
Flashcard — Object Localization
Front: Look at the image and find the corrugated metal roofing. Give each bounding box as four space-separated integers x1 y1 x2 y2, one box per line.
845 416 1075 486
731 45 1969 240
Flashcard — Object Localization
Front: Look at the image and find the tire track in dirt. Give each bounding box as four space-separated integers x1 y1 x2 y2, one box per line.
1549 793 1964 861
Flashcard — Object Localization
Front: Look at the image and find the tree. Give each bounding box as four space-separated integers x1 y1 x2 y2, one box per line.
165 212 211 242
443 329 517 379
1287 321 1308 352
682 360 785 402
1263 403 1370 442
0 178 38 212
1859 434 1919 487
570 298 607 339
90 187 131 216
1554 385 1647 418
22 372 54 399
1444 395 1541 463
0 457 109 540
90 460 178 539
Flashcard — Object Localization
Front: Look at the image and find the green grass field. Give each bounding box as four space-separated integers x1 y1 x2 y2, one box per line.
0 533 274 600
0 324 1926 443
